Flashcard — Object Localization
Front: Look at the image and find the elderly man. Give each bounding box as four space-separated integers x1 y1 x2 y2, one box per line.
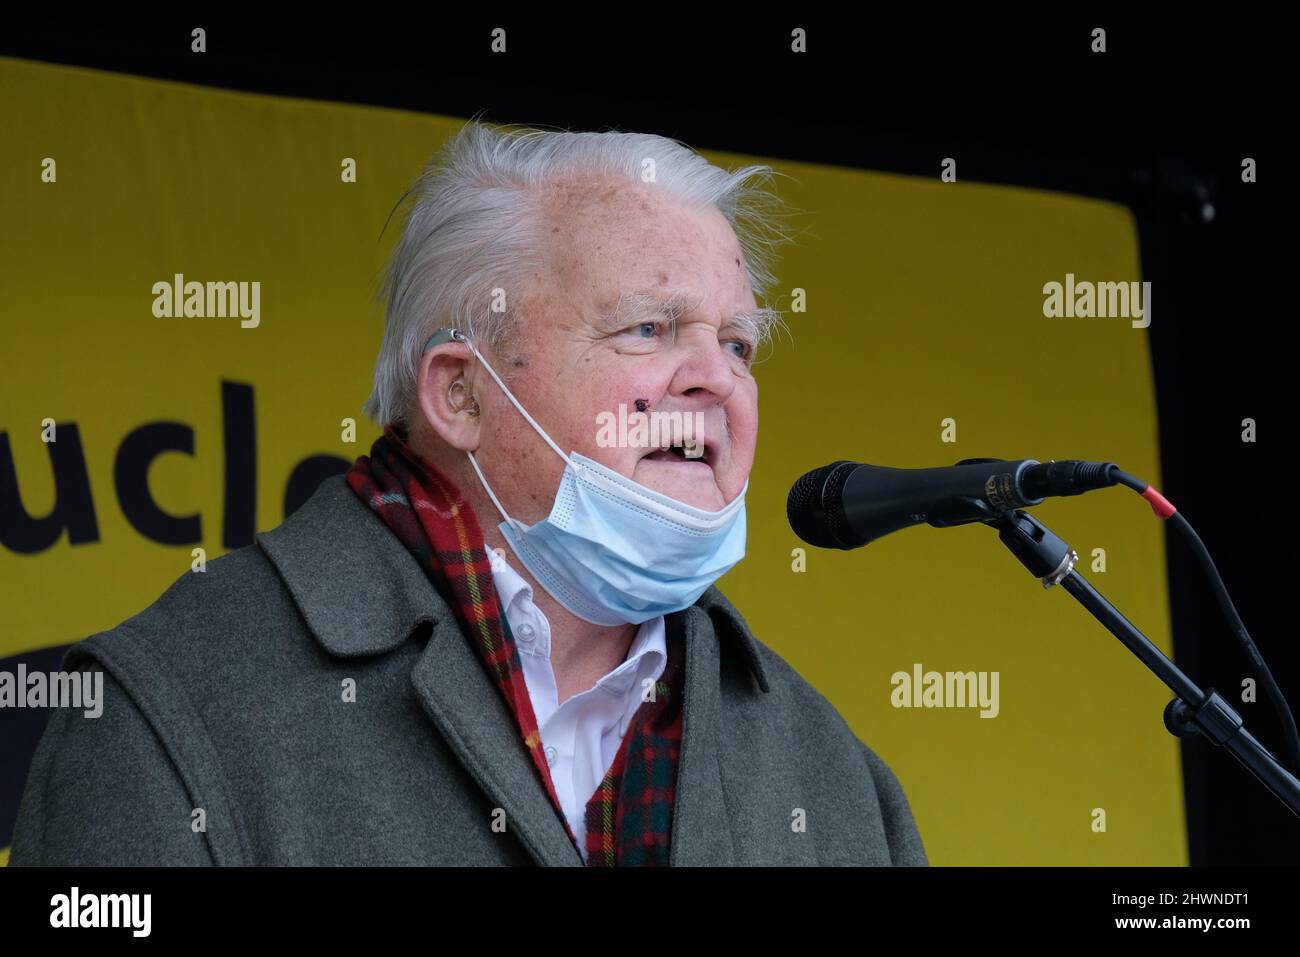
11 121 927 866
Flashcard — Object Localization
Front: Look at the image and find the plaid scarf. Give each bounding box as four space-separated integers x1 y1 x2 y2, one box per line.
345 423 685 866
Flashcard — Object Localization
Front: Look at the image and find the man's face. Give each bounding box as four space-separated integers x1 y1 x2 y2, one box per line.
474 177 760 517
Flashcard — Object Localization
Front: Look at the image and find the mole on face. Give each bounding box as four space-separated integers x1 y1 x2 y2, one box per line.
634 398 649 413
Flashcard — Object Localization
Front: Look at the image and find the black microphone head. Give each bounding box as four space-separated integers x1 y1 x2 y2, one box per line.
787 460 863 549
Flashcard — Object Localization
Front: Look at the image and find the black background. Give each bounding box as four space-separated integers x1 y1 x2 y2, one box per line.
2 13 1295 865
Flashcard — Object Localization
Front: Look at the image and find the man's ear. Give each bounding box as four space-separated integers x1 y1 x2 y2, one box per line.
416 343 481 451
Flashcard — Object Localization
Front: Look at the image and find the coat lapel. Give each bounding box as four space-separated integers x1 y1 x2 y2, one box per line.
668 603 737 865
669 590 772 865
408 613 584 866
258 475 582 866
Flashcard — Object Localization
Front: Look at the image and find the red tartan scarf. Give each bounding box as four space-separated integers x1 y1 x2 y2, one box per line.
345 423 686 866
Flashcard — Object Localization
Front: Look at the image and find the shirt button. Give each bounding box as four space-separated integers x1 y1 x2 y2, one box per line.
545 746 557 767
518 623 535 640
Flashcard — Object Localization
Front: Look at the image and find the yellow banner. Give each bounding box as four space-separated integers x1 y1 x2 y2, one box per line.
0 55 1183 865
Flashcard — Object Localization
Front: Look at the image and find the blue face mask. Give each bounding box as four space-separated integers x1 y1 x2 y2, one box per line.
426 328 748 626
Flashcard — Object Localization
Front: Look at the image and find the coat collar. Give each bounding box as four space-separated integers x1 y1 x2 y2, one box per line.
256 474 769 692
256 473 769 866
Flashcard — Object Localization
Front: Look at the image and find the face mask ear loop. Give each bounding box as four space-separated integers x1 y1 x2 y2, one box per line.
451 329 573 469
465 449 518 530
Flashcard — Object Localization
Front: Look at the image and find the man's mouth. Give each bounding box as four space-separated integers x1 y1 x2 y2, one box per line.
640 439 713 469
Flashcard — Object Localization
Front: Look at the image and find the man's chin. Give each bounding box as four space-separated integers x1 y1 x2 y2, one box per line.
633 457 725 510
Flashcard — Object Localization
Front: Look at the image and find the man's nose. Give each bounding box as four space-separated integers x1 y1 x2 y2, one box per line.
670 333 739 404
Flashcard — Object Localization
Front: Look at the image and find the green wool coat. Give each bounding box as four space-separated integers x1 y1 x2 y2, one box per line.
10 475 928 866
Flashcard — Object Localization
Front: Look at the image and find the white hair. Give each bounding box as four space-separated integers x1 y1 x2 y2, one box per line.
363 117 798 426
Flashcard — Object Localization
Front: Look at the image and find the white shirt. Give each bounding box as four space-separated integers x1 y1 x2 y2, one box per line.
489 552 667 860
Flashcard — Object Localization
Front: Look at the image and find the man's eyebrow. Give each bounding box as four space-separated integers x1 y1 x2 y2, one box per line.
594 289 780 341
593 289 698 325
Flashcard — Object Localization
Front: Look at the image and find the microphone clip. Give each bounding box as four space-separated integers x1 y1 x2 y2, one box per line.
984 509 1078 588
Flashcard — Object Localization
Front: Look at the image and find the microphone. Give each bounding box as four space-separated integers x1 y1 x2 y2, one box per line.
787 458 1119 549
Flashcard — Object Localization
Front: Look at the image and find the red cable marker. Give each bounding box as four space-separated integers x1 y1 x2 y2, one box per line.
1141 485 1177 519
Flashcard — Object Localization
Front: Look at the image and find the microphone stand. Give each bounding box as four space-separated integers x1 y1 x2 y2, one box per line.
984 506 1300 818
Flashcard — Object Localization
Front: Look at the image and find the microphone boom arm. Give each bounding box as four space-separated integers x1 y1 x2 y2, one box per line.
986 508 1300 819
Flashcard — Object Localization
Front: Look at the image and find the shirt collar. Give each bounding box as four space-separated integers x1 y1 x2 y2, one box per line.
597 613 666 697
490 550 667 697
490 552 534 617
